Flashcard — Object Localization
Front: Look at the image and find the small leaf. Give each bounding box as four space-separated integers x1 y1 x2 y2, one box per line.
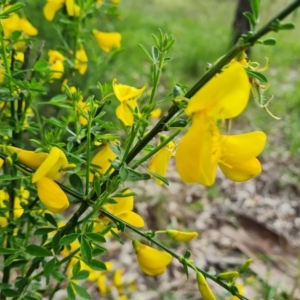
69 173 84 193
71 282 91 299
84 259 107 271
262 38 276 46
59 233 80 246
80 237 92 262
72 259 81 276
148 170 169 185
44 213 57 227
26 245 52 257
246 70 268 83
138 44 153 62
92 246 107 257
278 22 295 30
1 289 20 297
2 3 25 15
67 283 76 300
0 247 17 254
84 233 106 243
127 168 151 181
34 228 56 236
151 46 160 63
8 259 28 269
33 60 49 72
110 230 124 245
250 0 260 20
44 258 57 275
119 165 129 181
72 270 90 281
49 94 68 102
243 11 256 29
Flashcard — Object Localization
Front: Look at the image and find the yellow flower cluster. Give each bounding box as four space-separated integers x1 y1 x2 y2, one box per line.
3 146 73 213
176 62 266 186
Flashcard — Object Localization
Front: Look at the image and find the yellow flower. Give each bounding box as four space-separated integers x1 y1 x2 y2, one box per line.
132 240 172 276
113 79 146 126
95 189 144 230
48 50 65 80
43 0 80 21
166 230 198 242
14 187 29 219
149 138 175 185
196 272 216 300
0 158 4 168
176 62 266 186
93 30 121 53
113 269 123 293
75 47 88 75
4 146 70 213
32 147 68 182
35 177 69 213
90 141 117 180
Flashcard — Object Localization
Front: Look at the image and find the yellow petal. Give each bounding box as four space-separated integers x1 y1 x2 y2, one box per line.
113 79 146 102
175 112 222 186
219 157 262 182
75 47 88 75
35 177 69 213
43 0 64 21
93 30 121 53
221 131 267 162
116 102 135 126
18 18 38 36
166 230 198 242
186 62 250 119
65 0 80 17
48 50 65 64
32 147 68 183
116 211 144 228
0 158 4 168
149 141 174 185
107 189 134 213
90 142 117 180
132 240 172 276
14 188 29 219
196 272 216 300
97 274 108 295
14 52 24 62
4 146 48 169
50 60 64 79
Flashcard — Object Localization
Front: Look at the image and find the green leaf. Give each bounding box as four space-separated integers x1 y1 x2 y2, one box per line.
8 259 28 269
92 246 107 257
1 289 20 297
148 170 169 185
49 94 68 102
84 233 106 243
93 180 101 197
4 253 20 267
52 231 61 254
151 46 160 63
44 258 57 275
246 70 268 83
80 237 92 262
119 165 129 181
44 117 66 129
2 3 25 15
71 270 90 281
72 259 81 276
25 245 52 257
33 60 49 72
34 228 56 236
59 233 80 246
262 38 276 45
71 282 91 299
52 271 66 281
0 247 17 254
127 168 151 181
243 12 256 30
110 230 124 245
84 259 107 271
138 44 153 62
67 283 76 300
250 0 260 20
44 213 57 227
69 173 84 193
278 22 295 30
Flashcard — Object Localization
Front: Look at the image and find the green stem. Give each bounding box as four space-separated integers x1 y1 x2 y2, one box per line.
99 209 248 300
85 107 93 196
149 50 167 106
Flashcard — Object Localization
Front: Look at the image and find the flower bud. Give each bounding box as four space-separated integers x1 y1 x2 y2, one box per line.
6 156 13 166
166 230 198 242
239 258 253 274
196 272 216 300
216 271 239 281
60 163 76 171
